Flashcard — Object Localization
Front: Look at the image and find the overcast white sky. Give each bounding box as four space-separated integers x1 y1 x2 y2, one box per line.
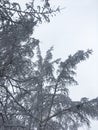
34 0 98 100
34 0 98 129
16 0 98 129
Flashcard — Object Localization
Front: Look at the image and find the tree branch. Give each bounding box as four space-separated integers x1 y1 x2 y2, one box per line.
0 84 40 122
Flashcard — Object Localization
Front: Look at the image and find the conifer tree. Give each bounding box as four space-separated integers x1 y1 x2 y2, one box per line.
0 0 98 130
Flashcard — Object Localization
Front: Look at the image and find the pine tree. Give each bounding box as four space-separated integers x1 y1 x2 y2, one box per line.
0 0 98 130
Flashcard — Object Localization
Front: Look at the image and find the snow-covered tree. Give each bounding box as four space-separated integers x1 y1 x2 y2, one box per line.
0 0 98 130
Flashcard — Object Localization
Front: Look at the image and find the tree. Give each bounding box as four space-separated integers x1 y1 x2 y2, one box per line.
0 0 98 130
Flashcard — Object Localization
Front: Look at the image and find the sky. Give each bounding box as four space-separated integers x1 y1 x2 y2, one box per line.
13 0 98 129
34 0 98 129
34 0 98 101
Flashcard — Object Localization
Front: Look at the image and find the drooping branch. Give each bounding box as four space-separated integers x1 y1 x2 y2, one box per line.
43 98 98 123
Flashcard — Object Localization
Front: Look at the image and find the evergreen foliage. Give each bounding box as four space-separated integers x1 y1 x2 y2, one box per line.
0 0 98 130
